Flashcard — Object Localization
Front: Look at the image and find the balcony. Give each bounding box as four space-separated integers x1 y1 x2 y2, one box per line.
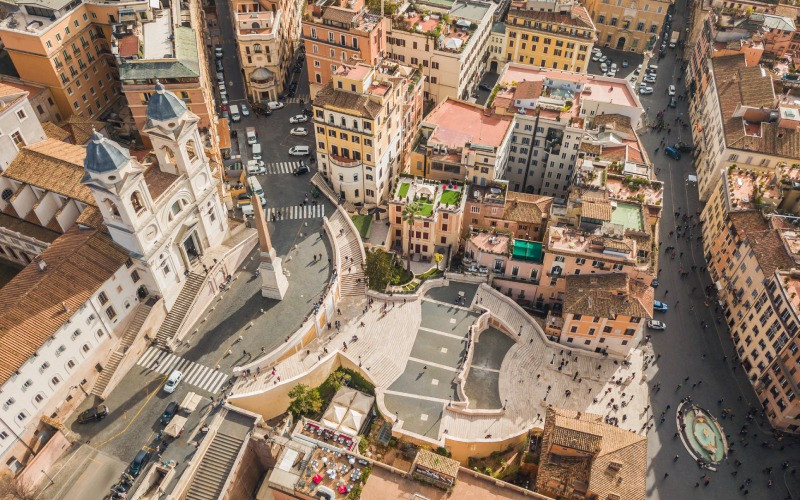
329 153 361 168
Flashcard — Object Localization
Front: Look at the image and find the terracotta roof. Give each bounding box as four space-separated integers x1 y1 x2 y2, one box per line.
537 407 647 500
64 115 106 145
504 192 552 225
313 83 383 119
118 34 139 58
322 6 357 24
729 210 769 235
0 212 61 243
712 54 800 158
2 139 95 205
593 113 634 136
747 229 795 276
581 200 612 221
426 98 513 149
513 80 543 100
414 449 460 478
143 165 179 201
0 82 26 100
75 205 105 228
563 273 653 319
41 121 72 142
508 5 595 30
0 227 129 385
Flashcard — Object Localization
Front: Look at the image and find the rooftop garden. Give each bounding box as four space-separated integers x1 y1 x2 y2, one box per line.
351 214 373 239
440 188 462 206
393 177 464 213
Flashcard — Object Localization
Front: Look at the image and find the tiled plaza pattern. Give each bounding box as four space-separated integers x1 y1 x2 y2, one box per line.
230 280 653 446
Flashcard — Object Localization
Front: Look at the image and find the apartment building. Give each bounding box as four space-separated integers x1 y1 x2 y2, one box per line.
302 0 388 100
487 22 507 74
233 0 303 103
0 0 146 121
544 273 653 357
491 62 645 199
583 0 671 53
464 181 553 242
387 0 496 103
114 0 217 148
690 53 800 202
0 84 47 172
313 61 423 206
504 0 596 73
0 77 62 125
409 98 513 186
388 177 466 262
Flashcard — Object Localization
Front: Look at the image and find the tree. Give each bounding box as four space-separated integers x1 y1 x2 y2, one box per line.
401 201 423 271
330 370 351 391
288 384 323 418
434 253 443 270
0 473 36 500
365 248 394 292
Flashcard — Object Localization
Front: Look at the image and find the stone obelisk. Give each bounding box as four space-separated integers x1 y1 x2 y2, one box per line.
252 198 288 300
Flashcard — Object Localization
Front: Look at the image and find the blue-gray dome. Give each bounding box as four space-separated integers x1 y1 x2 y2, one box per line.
84 131 130 173
146 83 188 121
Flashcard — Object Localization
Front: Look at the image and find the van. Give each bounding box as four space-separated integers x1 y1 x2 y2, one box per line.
252 143 262 160
664 146 681 160
246 127 257 145
130 450 151 477
241 203 254 217
289 145 310 156
248 176 266 205
247 159 265 175
164 370 182 393
230 105 240 122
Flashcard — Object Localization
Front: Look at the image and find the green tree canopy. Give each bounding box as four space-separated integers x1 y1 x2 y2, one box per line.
288 384 323 418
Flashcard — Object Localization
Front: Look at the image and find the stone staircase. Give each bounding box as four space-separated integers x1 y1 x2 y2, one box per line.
185 431 245 500
329 209 365 296
155 272 205 347
91 301 153 397
311 172 356 212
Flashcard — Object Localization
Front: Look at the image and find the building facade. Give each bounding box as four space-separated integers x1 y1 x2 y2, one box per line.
313 61 422 206
583 0 672 53
234 0 303 103
504 0 596 73
0 84 47 172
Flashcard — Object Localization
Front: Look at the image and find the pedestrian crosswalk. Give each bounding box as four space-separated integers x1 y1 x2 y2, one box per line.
263 161 304 175
285 95 309 104
137 347 229 394
266 204 325 220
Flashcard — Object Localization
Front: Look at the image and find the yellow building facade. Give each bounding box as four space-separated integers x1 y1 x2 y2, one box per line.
504 4 596 72
583 0 672 53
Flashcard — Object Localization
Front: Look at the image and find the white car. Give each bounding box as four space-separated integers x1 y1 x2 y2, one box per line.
668 85 676 96
591 54 601 61
216 72 224 82
241 105 250 117
610 63 617 71
599 55 608 63
267 101 284 110
606 70 616 77
647 320 667 330
290 127 308 136
289 114 308 124
639 86 654 95
600 62 608 72
643 75 657 84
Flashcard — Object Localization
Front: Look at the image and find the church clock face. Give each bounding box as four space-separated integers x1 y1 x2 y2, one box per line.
145 224 158 241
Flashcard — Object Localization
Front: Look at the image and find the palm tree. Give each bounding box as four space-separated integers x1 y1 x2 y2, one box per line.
401 201 423 272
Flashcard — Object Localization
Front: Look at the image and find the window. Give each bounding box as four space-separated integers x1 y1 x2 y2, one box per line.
16 109 26 120
34 394 44 404
17 412 26 421
0 432 8 440
131 270 140 283
50 376 60 386
67 359 76 369
11 132 24 149
98 291 108 305
105 306 117 320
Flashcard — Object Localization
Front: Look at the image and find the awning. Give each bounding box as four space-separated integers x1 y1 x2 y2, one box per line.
164 415 187 437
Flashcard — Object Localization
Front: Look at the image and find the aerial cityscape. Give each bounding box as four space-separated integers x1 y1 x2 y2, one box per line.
0 0 798 497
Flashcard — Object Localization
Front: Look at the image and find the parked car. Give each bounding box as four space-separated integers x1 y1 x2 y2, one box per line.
651 279 659 288
161 401 178 425
622 60 629 68
600 62 608 73
289 114 308 124
648 320 667 330
591 54 601 62
643 75 656 84
668 84 676 96
214 46 223 59
267 101 285 110
215 60 223 72
289 127 308 136
639 86 654 95
241 105 250 117
610 63 617 71
653 300 669 312
599 55 608 63
164 369 182 394
478 83 492 91
129 450 151 477
675 141 694 152
293 162 310 176
669 96 677 108
216 72 224 83
634 64 642 75
77 405 109 423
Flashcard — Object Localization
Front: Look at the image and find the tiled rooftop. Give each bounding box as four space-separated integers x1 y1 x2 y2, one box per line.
547 226 638 262
563 273 653 319
425 98 512 150
724 167 780 210
469 232 510 255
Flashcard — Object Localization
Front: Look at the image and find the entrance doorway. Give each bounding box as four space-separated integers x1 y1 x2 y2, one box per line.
490 61 498 73
137 285 148 300
616 37 626 50
182 232 200 262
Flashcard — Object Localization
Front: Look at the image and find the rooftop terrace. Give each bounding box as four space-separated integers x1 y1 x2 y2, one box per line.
392 177 464 216
725 166 781 211
547 226 638 262
235 9 277 38
393 9 477 53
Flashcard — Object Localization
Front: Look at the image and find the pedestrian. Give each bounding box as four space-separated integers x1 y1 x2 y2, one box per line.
664 473 669 479
674 454 679 462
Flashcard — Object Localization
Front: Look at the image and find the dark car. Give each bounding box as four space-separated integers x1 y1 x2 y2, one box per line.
669 97 677 108
675 141 694 152
129 450 151 477
77 404 109 423
293 162 310 176
478 83 492 92
664 146 681 160
161 401 178 425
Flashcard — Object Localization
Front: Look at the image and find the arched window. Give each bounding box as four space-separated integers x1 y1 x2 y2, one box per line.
161 145 176 164
103 199 120 218
66 359 76 370
130 191 145 214
82 344 91 353
50 376 60 386
33 394 44 404
253 43 262 53
168 199 187 222
185 140 198 162
1 188 12 202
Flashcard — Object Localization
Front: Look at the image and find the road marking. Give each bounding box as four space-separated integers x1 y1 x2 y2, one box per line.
284 94 309 104
137 347 230 393
265 204 325 221
95 376 165 448
263 161 303 175
408 357 460 372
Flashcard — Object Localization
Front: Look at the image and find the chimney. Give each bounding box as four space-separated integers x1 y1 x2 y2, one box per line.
61 301 70 314
37 260 47 271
